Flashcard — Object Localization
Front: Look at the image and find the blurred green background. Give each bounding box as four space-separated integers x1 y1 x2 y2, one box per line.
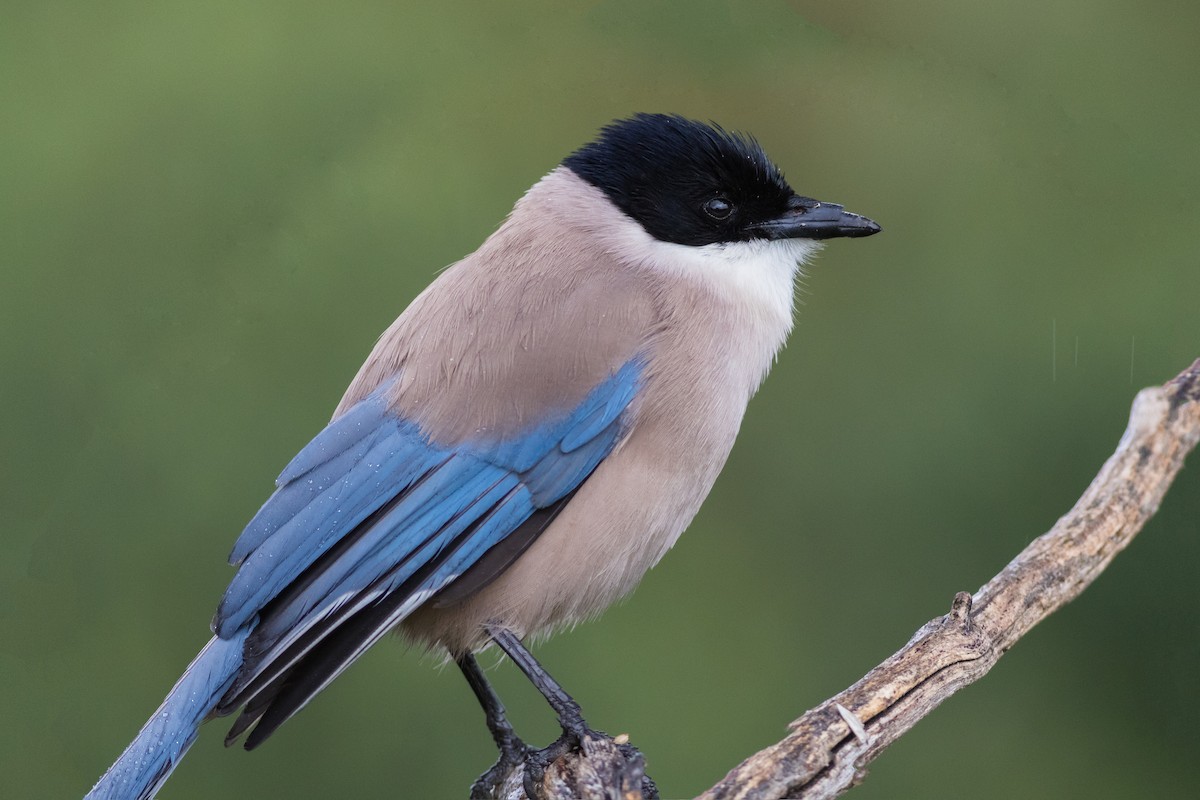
3 1 1199 798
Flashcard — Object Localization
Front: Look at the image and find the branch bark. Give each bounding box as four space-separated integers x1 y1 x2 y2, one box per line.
484 357 1200 800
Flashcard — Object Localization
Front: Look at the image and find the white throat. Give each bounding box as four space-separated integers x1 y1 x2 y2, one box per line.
604 213 819 337
644 236 817 328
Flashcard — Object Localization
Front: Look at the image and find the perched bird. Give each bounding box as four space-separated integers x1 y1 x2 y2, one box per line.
85 113 880 799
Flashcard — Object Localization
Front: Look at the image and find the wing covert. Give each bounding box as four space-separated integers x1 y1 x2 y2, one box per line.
210 357 644 743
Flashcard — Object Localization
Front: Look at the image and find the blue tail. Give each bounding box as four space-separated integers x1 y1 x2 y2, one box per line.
85 629 250 800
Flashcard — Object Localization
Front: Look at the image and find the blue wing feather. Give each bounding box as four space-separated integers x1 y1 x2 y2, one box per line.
275 382 395 485
212 357 643 735
228 376 403 566
559 370 641 454
251 462 517 643
218 423 452 635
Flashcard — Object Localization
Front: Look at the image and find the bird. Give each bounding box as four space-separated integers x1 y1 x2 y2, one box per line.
84 112 880 800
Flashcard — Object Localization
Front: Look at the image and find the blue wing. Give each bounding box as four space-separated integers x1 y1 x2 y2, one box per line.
210 358 643 746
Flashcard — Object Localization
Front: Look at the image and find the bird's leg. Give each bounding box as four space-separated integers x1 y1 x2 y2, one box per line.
487 625 588 738
457 653 530 799
486 624 658 800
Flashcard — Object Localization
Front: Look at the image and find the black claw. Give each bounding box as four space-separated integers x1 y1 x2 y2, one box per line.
479 625 658 799
522 721 593 800
469 740 530 800
522 732 574 800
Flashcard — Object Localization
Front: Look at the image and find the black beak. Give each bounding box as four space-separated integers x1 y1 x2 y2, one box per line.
749 195 881 240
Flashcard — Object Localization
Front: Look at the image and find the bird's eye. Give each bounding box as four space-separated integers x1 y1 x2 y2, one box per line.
702 196 734 220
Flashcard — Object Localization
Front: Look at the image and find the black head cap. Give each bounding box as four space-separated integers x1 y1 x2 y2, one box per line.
563 114 797 246
564 113 881 246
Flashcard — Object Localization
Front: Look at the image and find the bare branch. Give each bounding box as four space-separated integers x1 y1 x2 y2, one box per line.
699 357 1200 800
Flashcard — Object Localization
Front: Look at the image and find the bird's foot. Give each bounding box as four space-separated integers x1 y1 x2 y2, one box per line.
522 724 658 800
469 731 531 800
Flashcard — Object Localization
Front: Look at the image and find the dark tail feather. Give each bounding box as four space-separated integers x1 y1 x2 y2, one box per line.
84 629 249 800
